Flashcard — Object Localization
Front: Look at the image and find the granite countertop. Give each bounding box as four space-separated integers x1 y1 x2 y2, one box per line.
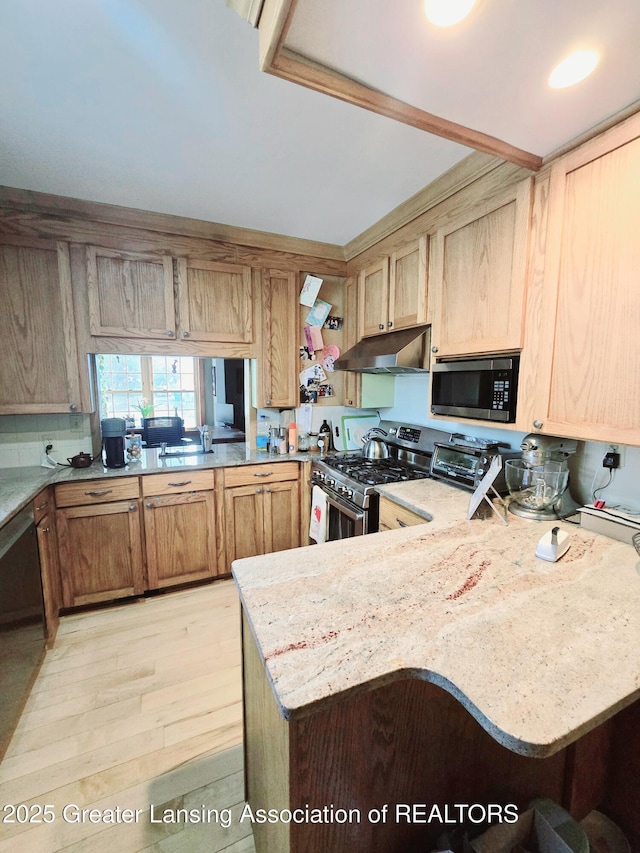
0 444 320 527
233 477 640 758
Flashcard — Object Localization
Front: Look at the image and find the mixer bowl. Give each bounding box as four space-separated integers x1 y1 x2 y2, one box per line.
505 459 569 511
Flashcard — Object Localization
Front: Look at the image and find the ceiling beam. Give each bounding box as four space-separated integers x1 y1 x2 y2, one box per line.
258 0 543 174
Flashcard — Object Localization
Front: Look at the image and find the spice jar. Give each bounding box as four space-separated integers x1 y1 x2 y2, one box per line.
298 432 310 452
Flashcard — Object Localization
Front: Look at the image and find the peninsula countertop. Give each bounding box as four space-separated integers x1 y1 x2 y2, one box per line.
233 477 640 758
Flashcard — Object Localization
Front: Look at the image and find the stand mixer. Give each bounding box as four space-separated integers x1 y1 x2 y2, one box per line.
505 434 579 520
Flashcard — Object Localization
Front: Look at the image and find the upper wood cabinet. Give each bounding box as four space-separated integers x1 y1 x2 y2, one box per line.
522 117 640 446
87 247 253 345
0 239 82 414
176 258 252 344
358 236 428 338
87 246 176 339
431 179 532 357
258 268 298 408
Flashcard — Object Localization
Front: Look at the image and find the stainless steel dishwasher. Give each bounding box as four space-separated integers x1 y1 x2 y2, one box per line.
0 505 46 760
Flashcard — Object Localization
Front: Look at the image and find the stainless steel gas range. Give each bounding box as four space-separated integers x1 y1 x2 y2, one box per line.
310 421 450 539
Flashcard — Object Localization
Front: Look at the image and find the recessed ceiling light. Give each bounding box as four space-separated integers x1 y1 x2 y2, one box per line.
423 0 476 28
548 50 600 89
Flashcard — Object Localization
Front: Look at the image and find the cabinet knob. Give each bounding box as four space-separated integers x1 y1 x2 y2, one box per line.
533 420 544 429
256 487 262 494
166 330 175 337
42 526 50 533
379 324 384 330
182 331 190 338
69 404 78 411
387 321 393 328
129 504 138 512
265 487 271 493
145 501 154 509
431 346 439 353
265 399 272 406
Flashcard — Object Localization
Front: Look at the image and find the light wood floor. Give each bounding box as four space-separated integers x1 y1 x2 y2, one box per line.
0 580 256 853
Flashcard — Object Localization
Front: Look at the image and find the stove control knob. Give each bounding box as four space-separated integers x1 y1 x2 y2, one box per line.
317 472 325 482
344 488 353 499
326 478 335 487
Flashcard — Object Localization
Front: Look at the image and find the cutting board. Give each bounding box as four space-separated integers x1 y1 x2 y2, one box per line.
340 414 380 451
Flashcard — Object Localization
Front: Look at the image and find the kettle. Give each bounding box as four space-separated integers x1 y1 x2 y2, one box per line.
361 429 390 459
67 452 93 468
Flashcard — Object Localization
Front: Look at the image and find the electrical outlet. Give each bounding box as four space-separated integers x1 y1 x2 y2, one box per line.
41 435 54 453
603 445 625 469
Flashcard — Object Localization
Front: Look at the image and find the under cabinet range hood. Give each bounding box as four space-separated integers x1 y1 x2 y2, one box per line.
335 325 431 374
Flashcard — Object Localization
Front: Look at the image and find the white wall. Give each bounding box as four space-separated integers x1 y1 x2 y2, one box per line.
380 373 640 512
0 413 93 468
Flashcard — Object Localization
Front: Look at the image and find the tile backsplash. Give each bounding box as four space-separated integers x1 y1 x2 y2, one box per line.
0 413 93 468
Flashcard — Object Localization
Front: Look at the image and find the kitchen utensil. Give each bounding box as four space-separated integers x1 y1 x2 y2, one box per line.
361 428 390 459
340 414 380 451
67 452 93 468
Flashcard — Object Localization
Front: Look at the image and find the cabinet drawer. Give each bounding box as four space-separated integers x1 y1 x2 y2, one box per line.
141 470 213 496
378 497 427 531
224 462 298 488
33 487 53 523
55 477 140 507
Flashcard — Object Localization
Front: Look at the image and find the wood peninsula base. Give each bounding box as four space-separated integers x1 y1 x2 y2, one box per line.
241 613 639 853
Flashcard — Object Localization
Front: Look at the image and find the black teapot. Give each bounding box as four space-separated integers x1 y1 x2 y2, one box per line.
67 452 93 468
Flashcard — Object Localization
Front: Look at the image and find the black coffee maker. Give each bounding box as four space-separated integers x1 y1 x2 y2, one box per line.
101 418 126 468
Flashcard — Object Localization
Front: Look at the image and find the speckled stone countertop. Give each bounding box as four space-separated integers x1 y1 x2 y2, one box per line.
233 477 640 758
0 444 319 528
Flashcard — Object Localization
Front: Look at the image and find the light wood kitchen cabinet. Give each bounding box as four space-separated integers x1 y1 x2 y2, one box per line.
55 478 145 608
33 488 61 646
358 237 428 338
0 238 82 414
87 246 176 340
257 268 298 407
378 496 427 531
522 116 640 446
175 258 252 344
87 246 254 346
430 178 532 357
142 471 219 589
224 463 300 566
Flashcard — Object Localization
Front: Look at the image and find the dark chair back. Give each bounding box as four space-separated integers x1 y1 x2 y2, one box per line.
142 417 184 447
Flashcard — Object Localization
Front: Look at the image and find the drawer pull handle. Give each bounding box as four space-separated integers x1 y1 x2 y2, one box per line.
168 480 191 487
396 518 408 528
85 489 112 497
42 526 50 533
253 472 273 478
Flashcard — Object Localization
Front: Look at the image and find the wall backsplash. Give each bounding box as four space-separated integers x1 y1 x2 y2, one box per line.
0 413 93 468
379 373 640 514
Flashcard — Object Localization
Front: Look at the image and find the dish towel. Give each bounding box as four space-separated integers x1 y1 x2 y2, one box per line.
309 485 328 544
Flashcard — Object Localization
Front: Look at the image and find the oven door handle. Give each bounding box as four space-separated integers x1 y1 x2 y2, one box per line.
322 489 365 524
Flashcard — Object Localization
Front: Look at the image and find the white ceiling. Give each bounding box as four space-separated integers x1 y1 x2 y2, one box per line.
0 1 638 247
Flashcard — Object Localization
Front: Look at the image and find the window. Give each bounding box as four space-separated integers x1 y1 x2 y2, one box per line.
97 354 202 429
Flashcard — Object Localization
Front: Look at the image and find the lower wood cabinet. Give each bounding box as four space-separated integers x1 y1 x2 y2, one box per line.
55 494 145 609
33 488 61 645
224 463 300 567
142 471 220 589
378 496 427 531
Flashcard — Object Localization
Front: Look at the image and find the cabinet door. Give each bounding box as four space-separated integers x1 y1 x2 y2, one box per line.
433 178 532 356
57 500 144 608
527 122 640 445
343 276 361 408
87 246 175 339
176 259 253 344
0 240 81 414
259 269 298 408
36 512 61 646
389 236 428 332
224 485 265 566
143 491 217 589
359 258 389 337
263 480 300 553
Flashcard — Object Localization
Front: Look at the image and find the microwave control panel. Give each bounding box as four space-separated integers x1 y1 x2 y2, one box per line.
491 370 511 412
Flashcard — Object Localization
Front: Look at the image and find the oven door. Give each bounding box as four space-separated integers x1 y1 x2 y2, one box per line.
323 488 366 540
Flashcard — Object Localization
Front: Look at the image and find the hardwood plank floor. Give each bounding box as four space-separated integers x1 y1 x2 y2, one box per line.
0 580 256 853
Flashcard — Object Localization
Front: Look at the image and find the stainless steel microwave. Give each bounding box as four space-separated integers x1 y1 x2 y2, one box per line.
430 356 519 423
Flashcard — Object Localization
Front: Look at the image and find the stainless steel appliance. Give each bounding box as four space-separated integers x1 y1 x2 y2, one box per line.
430 437 519 493
310 421 449 539
431 355 519 422
505 433 579 520
0 505 45 760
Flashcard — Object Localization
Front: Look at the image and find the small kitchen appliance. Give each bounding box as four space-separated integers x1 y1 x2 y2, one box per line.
430 355 519 423
505 433 579 520
429 436 519 493
101 417 126 469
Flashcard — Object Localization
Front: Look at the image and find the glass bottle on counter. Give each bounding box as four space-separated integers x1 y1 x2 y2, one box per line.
318 419 333 452
256 414 270 450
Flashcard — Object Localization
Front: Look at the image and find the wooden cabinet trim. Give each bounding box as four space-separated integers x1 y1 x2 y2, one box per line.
55 477 140 507
141 470 213 496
